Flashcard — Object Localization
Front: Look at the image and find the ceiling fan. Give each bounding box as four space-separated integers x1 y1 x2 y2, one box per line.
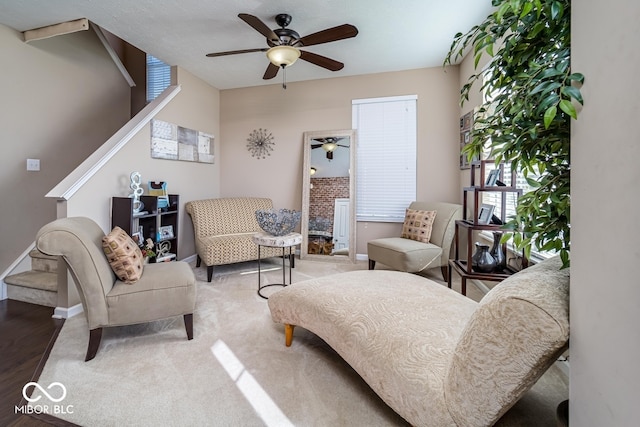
311 137 349 160
206 13 358 86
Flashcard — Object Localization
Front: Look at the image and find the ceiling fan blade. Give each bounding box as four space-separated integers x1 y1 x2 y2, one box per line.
206 48 268 57
300 51 344 71
298 24 358 47
311 144 323 149
263 63 280 80
238 13 279 43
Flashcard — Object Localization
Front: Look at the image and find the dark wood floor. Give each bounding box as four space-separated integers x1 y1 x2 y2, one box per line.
0 299 66 427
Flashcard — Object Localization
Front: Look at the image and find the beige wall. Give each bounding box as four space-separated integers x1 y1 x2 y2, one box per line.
220 67 462 255
0 24 131 274
67 67 221 260
571 0 638 424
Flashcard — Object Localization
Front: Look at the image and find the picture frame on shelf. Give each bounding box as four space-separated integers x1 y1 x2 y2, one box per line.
131 231 143 244
485 169 500 186
158 225 174 240
478 204 495 225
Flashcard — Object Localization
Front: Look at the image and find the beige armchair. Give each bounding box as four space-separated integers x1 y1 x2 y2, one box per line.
367 201 462 281
36 217 196 361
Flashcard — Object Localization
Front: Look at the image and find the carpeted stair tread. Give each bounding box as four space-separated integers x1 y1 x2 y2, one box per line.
4 270 57 291
29 248 58 261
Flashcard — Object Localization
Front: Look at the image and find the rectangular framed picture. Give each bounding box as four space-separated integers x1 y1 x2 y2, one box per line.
158 225 174 240
478 204 495 225
485 169 500 186
131 231 143 244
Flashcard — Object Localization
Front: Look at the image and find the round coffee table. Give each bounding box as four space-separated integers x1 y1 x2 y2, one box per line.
252 232 302 299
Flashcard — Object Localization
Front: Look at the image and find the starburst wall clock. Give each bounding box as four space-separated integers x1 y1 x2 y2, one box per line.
246 128 275 159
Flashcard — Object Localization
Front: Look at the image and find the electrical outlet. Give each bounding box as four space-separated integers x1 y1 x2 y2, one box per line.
27 158 40 171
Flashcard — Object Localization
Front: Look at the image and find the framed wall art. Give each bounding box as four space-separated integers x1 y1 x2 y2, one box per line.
150 119 214 164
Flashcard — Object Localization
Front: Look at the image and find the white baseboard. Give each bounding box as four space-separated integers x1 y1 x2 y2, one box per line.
53 303 83 319
356 253 368 261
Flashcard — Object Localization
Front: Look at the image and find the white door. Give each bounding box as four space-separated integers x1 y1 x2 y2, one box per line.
333 198 350 251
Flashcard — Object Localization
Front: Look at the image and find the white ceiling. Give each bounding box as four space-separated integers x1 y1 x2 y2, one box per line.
0 0 493 90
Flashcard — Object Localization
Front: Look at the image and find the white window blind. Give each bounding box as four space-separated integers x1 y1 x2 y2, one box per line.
146 55 171 103
352 95 417 222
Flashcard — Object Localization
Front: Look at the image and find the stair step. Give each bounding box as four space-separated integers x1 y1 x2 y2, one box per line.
6 284 57 308
29 249 59 273
5 271 58 308
4 270 57 292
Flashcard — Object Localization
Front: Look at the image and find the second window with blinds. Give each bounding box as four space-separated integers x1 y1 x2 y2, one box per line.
352 95 417 222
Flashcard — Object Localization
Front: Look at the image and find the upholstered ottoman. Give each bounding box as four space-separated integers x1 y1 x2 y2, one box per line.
268 257 570 426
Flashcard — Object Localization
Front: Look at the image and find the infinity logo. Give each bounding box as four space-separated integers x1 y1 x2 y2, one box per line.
22 382 67 403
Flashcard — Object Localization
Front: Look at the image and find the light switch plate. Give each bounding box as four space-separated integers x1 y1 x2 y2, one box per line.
27 158 40 171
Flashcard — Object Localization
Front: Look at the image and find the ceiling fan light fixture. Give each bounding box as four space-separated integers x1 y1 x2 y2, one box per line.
322 142 338 152
266 46 301 67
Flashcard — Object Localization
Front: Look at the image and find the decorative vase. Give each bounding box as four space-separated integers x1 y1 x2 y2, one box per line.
472 243 496 273
490 232 507 272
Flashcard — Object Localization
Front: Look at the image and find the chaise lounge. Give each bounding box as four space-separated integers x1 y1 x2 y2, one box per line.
268 256 569 426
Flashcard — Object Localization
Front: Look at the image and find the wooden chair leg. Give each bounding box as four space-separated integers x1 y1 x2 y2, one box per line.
285 324 295 347
368 259 376 270
196 255 201 268
441 266 449 282
184 314 194 340
207 265 214 282
86 328 102 361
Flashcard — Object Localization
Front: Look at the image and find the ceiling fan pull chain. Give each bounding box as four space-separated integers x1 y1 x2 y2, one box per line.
282 65 287 89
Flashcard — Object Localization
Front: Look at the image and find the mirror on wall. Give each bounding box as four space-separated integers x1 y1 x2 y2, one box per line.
301 129 356 263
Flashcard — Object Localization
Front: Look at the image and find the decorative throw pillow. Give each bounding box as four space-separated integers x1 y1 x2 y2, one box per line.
102 226 144 284
401 209 437 243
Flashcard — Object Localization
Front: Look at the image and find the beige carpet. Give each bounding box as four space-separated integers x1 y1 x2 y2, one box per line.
32 258 567 426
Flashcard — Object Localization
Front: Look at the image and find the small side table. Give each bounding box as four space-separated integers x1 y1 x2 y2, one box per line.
252 232 302 299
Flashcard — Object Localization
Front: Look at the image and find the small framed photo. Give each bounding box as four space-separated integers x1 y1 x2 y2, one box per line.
478 204 495 225
131 231 143 244
485 169 500 186
158 225 174 240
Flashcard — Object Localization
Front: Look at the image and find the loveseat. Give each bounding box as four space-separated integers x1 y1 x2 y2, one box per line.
185 197 283 282
268 256 569 426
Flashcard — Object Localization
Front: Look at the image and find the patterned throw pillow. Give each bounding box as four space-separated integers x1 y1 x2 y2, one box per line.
102 226 144 284
401 209 437 243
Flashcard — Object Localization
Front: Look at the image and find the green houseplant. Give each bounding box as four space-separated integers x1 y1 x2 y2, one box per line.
444 0 583 267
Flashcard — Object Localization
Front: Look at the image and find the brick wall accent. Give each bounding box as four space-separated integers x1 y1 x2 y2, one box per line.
309 177 349 234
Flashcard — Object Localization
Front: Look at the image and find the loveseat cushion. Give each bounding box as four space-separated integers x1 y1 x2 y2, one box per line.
444 256 570 426
186 197 274 236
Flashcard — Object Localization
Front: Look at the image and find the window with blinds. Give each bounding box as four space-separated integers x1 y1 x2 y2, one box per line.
146 54 171 103
352 95 417 222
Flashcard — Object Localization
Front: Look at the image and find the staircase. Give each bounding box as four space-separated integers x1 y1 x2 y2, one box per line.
4 250 58 307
